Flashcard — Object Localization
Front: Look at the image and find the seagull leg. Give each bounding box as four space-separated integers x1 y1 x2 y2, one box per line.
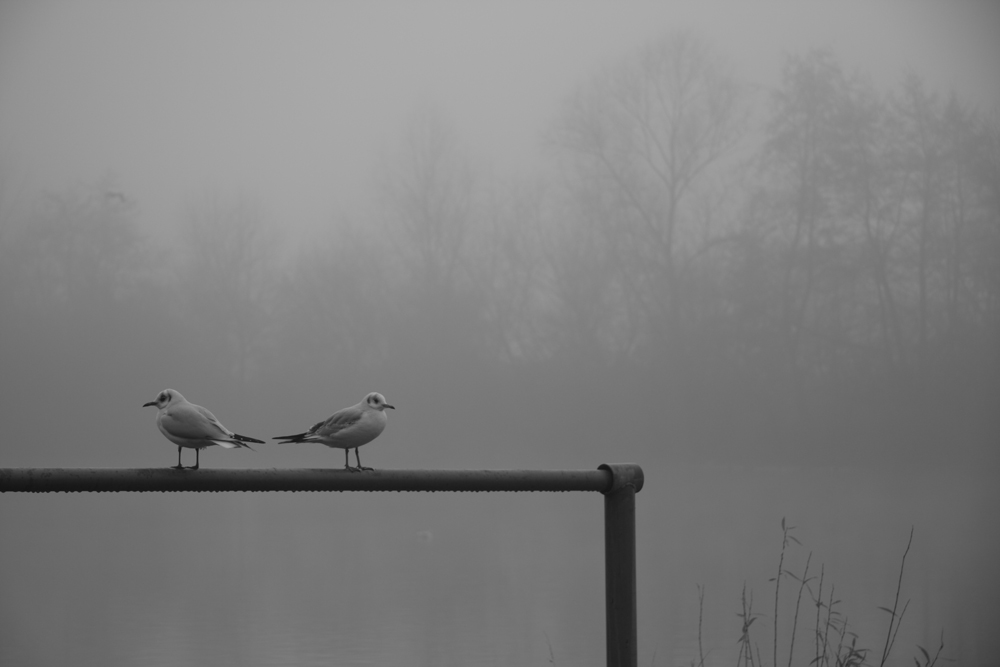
187 449 200 471
343 448 358 473
355 448 372 471
172 446 184 470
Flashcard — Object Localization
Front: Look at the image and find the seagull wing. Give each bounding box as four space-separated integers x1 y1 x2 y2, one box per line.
194 404 236 437
312 404 364 438
273 403 366 443
162 403 251 449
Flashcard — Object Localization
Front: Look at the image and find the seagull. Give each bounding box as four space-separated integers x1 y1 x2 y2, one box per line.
272 392 395 471
143 389 263 470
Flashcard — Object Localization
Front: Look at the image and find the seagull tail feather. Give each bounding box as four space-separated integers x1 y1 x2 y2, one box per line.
272 432 310 443
212 439 255 451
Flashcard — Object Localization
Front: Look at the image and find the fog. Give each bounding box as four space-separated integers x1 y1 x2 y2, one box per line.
1 2 999 666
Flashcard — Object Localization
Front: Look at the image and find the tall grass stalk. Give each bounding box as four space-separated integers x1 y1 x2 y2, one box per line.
737 583 759 667
708 523 943 667
771 518 801 667
813 564 825 667
697 584 706 667
669 522 955 667
785 551 812 667
878 526 913 667
914 631 946 667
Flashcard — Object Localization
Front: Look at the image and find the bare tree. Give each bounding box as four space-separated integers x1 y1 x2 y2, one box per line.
7 180 146 320
887 77 999 376
473 176 553 361
376 110 476 298
372 110 486 362
547 31 749 359
276 211 395 379
178 191 282 385
0 166 31 320
760 50 852 387
832 75 908 373
968 110 1000 368
893 75 947 364
939 101 1000 372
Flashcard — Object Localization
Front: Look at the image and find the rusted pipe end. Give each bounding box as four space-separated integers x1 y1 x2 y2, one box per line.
598 463 644 495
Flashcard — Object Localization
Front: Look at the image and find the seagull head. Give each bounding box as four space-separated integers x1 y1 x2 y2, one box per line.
143 389 182 409
364 392 395 411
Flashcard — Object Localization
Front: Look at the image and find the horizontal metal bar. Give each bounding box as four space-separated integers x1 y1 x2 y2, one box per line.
0 466 643 494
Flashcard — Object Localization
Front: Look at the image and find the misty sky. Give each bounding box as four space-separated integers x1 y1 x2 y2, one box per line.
1 1 998 243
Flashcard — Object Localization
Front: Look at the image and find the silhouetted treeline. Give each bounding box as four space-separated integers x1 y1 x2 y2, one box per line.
2 37 997 465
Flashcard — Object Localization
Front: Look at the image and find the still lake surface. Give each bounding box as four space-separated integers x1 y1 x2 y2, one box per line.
1 462 997 666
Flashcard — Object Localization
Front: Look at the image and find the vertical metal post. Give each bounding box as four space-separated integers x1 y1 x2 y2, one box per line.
600 463 643 667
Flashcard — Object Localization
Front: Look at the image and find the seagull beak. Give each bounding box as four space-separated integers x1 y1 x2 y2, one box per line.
142 401 157 407
385 404 396 410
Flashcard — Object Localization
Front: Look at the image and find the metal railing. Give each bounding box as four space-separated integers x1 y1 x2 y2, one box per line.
0 462 644 667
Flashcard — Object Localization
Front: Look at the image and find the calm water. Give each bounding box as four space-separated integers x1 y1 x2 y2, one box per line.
1 463 997 666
